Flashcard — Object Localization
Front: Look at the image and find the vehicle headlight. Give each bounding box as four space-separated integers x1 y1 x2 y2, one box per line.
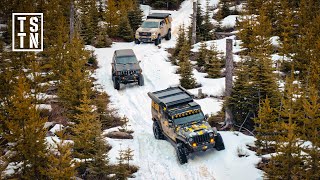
188 137 193 142
209 133 214 137
152 32 157 36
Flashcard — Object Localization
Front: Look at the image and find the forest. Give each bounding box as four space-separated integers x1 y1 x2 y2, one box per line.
0 0 319 179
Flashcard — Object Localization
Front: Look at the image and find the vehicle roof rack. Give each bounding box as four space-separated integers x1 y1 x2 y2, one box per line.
147 13 171 19
115 49 135 57
148 86 194 108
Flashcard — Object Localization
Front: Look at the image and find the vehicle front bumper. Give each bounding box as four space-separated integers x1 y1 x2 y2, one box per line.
189 142 215 152
118 74 139 84
136 35 157 42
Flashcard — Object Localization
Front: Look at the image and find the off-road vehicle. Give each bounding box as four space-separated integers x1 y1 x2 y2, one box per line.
135 13 172 45
148 86 225 164
111 49 144 90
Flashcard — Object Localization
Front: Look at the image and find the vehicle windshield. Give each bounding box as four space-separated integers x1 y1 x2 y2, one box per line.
173 113 204 125
141 21 159 28
116 56 137 64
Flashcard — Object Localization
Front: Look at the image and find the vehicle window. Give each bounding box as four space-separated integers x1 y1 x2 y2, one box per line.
173 113 204 125
116 56 137 64
141 21 159 28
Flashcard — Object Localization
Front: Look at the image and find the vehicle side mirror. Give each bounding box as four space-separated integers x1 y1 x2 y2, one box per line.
138 60 141 63
205 114 209 120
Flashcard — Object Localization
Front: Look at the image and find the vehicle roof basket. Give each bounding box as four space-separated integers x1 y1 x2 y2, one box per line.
148 86 194 108
147 13 171 19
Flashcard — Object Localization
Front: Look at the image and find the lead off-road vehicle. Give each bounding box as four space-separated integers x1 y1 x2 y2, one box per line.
135 13 172 45
111 49 144 90
148 86 225 164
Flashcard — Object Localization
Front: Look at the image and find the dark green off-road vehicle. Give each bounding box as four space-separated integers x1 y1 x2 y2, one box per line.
111 49 144 90
148 86 225 164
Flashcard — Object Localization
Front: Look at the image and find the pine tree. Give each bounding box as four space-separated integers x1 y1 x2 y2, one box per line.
122 147 134 169
178 41 196 89
196 42 208 68
172 25 187 64
264 75 304 179
201 0 213 41
229 5 280 129
118 0 134 16
116 149 129 179
300 86 320 179
4 76 49 179
57 36 91 119
254 98 277 155
72 90 100 162
127 0 143 32
216 0 231 21
118 16 134 42
47 131 76 179
196 1 204 42
72 90 110 178
87 136 110 179
78 0 100 45
205 44 222 78
105 0 120 37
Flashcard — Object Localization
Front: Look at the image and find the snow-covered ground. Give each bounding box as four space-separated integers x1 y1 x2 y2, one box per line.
91 0 263 179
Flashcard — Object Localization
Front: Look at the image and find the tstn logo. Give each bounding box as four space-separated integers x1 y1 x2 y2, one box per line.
12 13 43 52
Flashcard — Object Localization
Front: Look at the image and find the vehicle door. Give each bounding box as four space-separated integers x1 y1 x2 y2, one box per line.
159 20 166 37
112 54 116 75
160 108 175 140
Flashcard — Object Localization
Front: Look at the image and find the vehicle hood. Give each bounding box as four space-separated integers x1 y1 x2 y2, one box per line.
115 63 141 72
136 27 158 33
176 121 214 138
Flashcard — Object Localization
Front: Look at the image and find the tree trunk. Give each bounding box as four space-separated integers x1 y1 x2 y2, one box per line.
191 1 197 45
69 0 74 43
224 39 234 127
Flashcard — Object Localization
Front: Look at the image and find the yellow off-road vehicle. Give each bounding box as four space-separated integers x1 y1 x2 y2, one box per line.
148 86 225 164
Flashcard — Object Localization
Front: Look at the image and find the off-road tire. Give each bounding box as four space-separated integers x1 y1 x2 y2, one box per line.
153 121 165 140
135 38 140 44
176 143 188 164
113 78 120 90
154 35 161 46
138 74 144 86
214 133 225 151
165 29 171 40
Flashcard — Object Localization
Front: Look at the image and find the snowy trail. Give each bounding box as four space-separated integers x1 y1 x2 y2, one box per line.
92 1 263 179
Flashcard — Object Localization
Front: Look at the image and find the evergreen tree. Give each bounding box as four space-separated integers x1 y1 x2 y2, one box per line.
254 98 277 155
118 16 134 42
178 41 196 89
201 0 213 41
72 90 110 178
57 36 91 119
264 75 304 179
87 136 110 179
216 0 231 21
172 25 187 64
116 149 129 179
229 5 280 129
205 44 222 78
78 0 100 45
196 1 204 42
127 1 143 32
47 131 76 179
196 42 208 67
4 76 49 179
122 147 134 169
105 0 120 37
300 86 320 179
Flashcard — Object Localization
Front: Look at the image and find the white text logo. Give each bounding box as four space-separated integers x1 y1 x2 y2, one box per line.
12 13 43 52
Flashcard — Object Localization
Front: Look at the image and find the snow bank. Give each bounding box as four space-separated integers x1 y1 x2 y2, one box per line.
220 15 239 28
